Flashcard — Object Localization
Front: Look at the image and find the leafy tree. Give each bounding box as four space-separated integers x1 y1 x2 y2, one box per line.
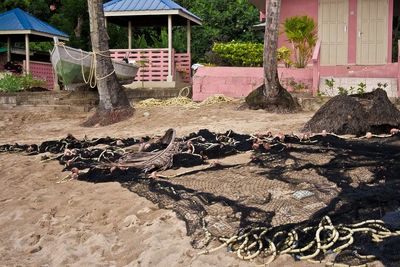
174 0 263 62
245 0 298 112
1 0 262 64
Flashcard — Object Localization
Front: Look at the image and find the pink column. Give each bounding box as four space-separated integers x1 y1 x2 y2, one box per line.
388 0 394 63
398 40 400 97
348 0 357 64
312 40 321 96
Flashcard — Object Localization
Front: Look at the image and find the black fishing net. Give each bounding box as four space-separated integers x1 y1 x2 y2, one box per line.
2 130 400 266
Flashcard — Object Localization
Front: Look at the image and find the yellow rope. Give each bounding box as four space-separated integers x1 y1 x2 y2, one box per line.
57 43 116 88
199 215 400 266
134 89 238 108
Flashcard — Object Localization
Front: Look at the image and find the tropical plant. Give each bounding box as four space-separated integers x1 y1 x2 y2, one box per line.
377 82 388 90
337 86 348 95
280 15 318 68
20 73 46 90
324 78 335 95
357 82 366 94
277 46 292 67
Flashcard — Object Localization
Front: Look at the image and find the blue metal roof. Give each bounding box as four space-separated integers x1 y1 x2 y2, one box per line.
0 8 69 38
104 0 202 22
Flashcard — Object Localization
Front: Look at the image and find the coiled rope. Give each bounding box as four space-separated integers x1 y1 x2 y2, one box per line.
56 43 116 88
198 216 400 266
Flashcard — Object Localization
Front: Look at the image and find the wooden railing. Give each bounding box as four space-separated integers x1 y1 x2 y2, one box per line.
110 49 169 82
110 48 191 83
23 60 54 90
175 53 191 83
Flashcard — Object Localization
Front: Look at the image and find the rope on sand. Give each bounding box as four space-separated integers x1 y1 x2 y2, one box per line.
198 216 400 266
134 87 237 108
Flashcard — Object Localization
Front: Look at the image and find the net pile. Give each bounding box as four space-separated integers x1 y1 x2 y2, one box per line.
2 130 400 266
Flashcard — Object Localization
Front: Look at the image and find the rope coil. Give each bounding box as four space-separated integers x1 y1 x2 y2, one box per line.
57 43 116 88
199 215 400 266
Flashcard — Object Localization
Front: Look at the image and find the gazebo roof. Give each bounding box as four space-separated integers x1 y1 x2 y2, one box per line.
0 8 69 42
103 0 202 27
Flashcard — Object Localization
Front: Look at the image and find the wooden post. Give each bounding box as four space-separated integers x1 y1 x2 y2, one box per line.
128 20 132 49
167 15 173 82
186 19 191 55
7 36 11 62
25 34 30 73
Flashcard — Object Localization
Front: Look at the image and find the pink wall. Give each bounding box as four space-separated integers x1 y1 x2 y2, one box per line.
192 63 400 101
192 66 313 101
192 67 263 101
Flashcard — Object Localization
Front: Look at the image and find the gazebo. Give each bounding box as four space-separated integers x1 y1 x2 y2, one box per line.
103 0 202 86
0 8 69 73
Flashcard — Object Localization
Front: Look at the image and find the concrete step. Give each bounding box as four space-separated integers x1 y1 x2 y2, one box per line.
319 77 398 98
9 104 92 112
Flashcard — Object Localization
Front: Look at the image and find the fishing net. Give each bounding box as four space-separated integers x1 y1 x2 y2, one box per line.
2 130 400 266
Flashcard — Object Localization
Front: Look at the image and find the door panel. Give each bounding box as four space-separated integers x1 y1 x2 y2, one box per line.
318 0 349 66
356 0 388 65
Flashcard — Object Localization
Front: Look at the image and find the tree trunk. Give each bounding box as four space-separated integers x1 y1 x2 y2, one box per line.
245 0 298 113
83 0 134 126
74 15 84 37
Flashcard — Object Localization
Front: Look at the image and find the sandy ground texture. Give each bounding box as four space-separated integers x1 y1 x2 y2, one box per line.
0 102 388 267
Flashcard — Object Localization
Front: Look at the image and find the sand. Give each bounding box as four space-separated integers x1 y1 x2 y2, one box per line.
0 103 385 267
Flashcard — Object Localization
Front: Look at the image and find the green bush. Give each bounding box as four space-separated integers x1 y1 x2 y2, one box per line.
0 71 46 93
212 41 263 67
277 46 293 67
0 72 23 92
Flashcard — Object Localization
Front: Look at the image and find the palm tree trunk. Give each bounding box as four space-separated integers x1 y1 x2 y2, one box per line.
263 0 281 98
83 0 134 126
245 0 299 113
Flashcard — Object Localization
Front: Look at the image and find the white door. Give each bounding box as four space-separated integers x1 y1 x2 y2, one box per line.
318 0 349 66
356 0 388 65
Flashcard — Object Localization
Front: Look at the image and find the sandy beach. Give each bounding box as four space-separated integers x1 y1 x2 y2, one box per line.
0 102 389 267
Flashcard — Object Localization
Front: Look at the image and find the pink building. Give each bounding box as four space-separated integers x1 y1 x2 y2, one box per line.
252 0 397 66
193 0 400 101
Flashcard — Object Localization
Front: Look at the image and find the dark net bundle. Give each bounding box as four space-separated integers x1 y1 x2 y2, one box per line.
302 89 400 135
1 130 400 266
